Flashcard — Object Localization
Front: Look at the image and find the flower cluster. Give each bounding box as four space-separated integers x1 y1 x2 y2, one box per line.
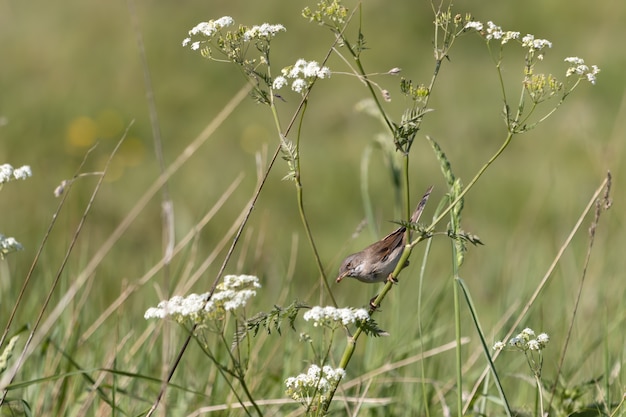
473 21 521 44
565 57 600 85
524 73 563 103
493 327 550 352
464 20 549 52
464 18 599 107
494 328 549 378
182 17 235 51
272 59 331 94
182 16 289 105
521 34 553 51
242 23 286 41
0 164 32 185
0 235 24 259
303 306 369 328
1 163 30 258
182 16 285 66
144 275 261 324
285 364 346 406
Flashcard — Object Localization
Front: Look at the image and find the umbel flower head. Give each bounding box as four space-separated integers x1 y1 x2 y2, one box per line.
565 56 600 85
285 364 346 407
0 164 32 185
303 306 369 329
272 59 332 95
182 16 235 51
144 275 261 324
0 235 24 259
493 327 550 352
242 23 286 41
463 19 549 51
493 327 549 377
182 16 285 60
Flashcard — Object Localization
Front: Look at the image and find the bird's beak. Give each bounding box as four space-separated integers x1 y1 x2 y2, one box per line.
336 270 350 283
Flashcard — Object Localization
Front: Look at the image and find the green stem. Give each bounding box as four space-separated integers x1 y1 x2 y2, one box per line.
418 198 446 417
267 101 338 308
195 332 254 416
457 278 513 417
296 181 338 308
322 46 514 417
340 31 395 134
403 154 411 245
219 330 263 417
452 261 463 417
535 373 544 417
320 150 416 414
318 9 458 415
295 102 338 308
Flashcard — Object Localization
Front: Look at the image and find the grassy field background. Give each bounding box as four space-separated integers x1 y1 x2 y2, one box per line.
0 0 624 415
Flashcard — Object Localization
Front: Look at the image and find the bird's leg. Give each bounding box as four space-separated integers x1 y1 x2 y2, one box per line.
369 295 381 312
386 273 398 284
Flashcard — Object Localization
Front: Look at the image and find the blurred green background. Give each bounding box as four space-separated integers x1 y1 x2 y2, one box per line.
0 0 624 412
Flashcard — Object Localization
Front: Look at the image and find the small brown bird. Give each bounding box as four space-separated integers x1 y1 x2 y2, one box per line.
336 186 433 284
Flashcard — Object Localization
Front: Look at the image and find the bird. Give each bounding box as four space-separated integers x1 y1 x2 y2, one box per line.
336 186 432 284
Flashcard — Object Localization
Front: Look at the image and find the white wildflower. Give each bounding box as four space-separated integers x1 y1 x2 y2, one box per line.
0 164 12 183
536 333 550 348
527 339 540 351
12 165 32 180
303 306 369 328
466 21 518 44
302 61 330 78
493 341 506 351
464 21 483 31
564 56 585 66
221 274 261 291
189 17 234 38
243 23 286 41
522 34 552 50
272 76 288 90
502 328 550 352
0 235 24 258
533 38 552 49
0 164 32 184
565 57 600 85
497 329 549 377
509 336 523 348
485 21 503 40
501 31 520 44
291 78 307 94
285 364 345 405
145 275 260 323
279 59 331 95
183 17 234 50
520 327 535 339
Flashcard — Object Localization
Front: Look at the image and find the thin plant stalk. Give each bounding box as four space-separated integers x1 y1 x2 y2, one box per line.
452 264 463 417
457 278 513 417
0 131 128 400
461 174 612 414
